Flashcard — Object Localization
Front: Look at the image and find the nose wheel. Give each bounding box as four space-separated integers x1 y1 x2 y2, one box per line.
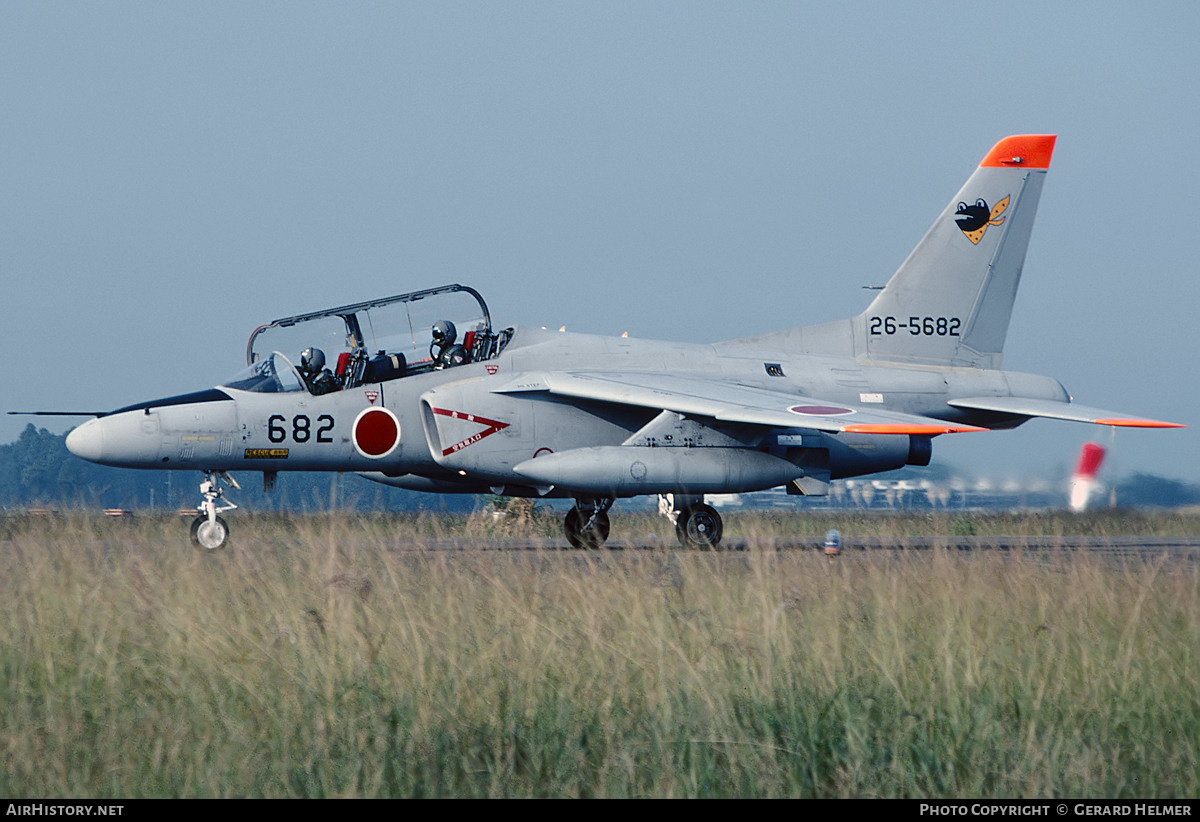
191 470 238 551
190 515 230 551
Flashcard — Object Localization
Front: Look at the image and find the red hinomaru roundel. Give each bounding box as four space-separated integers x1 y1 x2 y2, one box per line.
352 407 401 459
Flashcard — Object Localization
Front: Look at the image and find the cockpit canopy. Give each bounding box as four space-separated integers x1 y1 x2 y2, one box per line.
244 284 511 392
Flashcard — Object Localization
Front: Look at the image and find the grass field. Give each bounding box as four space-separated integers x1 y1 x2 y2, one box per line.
1 510 1197 798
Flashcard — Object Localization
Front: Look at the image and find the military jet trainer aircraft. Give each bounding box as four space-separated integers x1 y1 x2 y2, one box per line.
39 134 1184 549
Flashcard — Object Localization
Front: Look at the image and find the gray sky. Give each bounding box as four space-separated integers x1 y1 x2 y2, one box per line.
3 2 1196 485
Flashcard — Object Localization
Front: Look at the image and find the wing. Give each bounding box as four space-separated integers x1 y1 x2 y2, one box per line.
7 410 107 418
494 371 985 435
947 397 1185 428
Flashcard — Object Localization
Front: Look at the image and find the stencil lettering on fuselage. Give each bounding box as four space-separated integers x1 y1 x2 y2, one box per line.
430 408 511 456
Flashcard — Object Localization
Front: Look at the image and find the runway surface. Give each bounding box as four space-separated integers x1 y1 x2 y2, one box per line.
398 534 1200 558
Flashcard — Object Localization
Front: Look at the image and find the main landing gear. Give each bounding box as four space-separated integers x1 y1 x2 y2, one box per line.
190 469 239 551
676 502 724 549
562 494 725 550
564 498 612 549
660 494 724 550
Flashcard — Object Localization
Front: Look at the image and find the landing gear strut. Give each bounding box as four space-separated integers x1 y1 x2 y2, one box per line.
660 494 724 549
190 470 239 551
564 498 613 549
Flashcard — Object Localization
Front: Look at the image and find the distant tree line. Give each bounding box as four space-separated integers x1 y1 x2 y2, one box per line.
1112 473 1200 508
0 424 476 513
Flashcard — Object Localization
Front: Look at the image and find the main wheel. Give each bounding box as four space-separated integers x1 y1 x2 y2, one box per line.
564 507 611 550
190 515 229 551
676 503 723 549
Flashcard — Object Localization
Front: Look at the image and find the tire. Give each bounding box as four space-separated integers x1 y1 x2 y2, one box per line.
190 515 229 551
564 507 610 550
676 503 723 549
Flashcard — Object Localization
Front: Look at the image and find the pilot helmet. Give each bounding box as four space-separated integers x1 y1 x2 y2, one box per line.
432 320 457 347
300 346 326 374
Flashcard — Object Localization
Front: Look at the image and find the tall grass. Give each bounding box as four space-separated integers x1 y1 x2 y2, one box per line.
1 512 1196 797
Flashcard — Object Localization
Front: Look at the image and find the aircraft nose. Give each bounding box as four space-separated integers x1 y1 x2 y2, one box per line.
66 418 105 463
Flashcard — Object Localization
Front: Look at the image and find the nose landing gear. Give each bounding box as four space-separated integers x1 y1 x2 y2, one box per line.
190 514 229 551
190 470 239 551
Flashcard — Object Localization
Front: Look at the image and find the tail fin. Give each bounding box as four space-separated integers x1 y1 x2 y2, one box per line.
859 134 1056 368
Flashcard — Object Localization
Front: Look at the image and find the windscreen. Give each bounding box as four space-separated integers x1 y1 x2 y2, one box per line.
223 352 306 393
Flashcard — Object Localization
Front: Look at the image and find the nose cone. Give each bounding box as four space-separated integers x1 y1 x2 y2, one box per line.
66 418 105 463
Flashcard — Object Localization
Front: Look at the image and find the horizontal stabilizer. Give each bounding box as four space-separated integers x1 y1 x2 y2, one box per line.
947 397 1185 428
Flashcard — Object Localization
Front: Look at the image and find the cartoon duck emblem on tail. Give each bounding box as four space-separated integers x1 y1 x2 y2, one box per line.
955 195 1010 244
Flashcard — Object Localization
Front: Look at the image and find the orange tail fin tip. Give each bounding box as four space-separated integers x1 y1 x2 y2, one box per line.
980 134 1057 169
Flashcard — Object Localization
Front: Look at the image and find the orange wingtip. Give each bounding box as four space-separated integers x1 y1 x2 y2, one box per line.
1094 418 1187 429
841 423 988 435
979 135 1057 169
